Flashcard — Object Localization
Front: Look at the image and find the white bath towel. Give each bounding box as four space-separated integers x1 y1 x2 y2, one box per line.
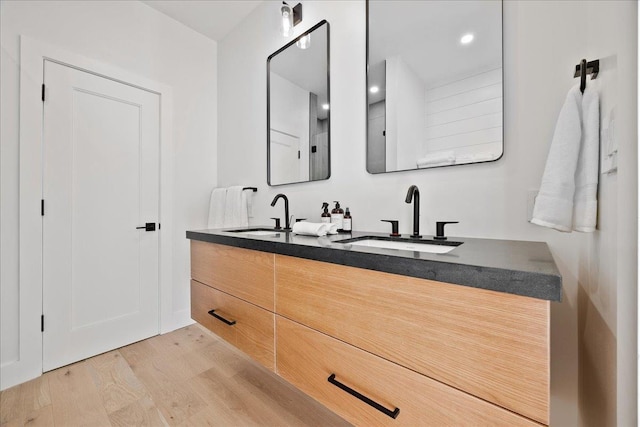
572 86 599 232
207 188 227 229
531 84 599 232
292 222 338 236
417 151 455 168
223 186 249 228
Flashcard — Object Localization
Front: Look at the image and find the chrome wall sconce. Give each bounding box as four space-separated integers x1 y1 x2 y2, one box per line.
281 2 302 37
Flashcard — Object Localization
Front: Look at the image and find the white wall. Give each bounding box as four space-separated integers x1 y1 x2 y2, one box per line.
424 68 502 161
217 1 637 424
0 0 217 388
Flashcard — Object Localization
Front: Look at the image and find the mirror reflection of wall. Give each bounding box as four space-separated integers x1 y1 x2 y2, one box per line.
268 21 330 186
367 1 503 173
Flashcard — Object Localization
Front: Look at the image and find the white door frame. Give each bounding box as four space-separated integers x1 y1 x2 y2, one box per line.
4 35 174 390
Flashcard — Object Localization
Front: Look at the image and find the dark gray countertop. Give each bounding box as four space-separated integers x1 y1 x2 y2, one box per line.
186 227 562 302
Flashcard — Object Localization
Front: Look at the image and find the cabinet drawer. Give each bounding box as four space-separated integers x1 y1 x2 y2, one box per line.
276 316 537 426
191 241 274 310
191 280 274 371
275 255 549 424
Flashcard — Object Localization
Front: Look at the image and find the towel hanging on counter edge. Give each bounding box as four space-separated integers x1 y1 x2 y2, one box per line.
531 84 599 232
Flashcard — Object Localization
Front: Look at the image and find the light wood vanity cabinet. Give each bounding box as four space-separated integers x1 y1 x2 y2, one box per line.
276 316 538 427
191 280 275 370
191 240 274 310
190 242 276 371
275 255 550 425
190 241 551 426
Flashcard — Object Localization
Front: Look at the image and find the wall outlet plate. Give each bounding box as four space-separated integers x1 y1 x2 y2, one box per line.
527 190 538 222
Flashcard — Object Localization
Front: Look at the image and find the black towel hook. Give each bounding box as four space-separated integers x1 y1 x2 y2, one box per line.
574 59 600 94
579 59 587 94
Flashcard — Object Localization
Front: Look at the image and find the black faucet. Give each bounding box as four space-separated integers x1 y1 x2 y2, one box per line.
405 185 422 238
270 193 291 230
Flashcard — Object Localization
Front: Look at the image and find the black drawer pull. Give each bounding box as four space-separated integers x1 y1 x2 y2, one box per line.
327 373 400 419
208 309 236 326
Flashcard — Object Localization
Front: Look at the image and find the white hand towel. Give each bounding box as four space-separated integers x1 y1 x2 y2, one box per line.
207 188 227 229
223 186 249 228
532 84 599 232
417 151 455 168
455 152 497 164
572 85 599 232
292 222 338 236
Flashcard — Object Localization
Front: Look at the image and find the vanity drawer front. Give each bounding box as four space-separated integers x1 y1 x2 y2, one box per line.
191 280 275 371
276 316 537 427
191 241 275 310
275 255 550 425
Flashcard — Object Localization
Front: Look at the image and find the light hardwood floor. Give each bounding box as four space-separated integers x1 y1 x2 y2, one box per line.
0 324 351 427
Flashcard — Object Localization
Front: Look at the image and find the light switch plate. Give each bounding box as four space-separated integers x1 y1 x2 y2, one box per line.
601 107 618 174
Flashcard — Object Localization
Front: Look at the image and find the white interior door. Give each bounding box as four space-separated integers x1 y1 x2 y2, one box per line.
270 129 300 185
42 60 160 371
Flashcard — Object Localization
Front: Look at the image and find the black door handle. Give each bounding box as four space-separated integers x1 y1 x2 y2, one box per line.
136 222 156 231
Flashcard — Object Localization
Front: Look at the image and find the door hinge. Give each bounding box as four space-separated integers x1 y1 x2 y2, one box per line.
41 199 45 216
41 315 44 332
298 150 301 159
41 84 45 102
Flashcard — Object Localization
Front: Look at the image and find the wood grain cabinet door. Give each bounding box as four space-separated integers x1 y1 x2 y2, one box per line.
276 317 538 427
275 255 550 424
191 241 275 311
191 280 275 371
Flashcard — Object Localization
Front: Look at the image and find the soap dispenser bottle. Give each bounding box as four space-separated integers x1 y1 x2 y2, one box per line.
321 202 331 224
331 201 344 231
343 208 352 232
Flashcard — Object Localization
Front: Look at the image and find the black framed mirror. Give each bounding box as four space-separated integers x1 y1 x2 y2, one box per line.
267 20 330 186
366 1 503 174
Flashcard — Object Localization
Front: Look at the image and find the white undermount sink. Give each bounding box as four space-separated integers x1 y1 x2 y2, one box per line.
342 238 460 254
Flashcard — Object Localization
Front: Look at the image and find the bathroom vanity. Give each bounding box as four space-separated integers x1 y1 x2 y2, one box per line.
186 228 561 426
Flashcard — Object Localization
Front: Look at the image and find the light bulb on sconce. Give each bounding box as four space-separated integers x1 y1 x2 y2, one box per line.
322 103 329 110
296 34 311 49
369 86 379 94
281 2 302 38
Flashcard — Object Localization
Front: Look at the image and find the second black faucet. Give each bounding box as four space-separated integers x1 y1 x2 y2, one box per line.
405 185 421 238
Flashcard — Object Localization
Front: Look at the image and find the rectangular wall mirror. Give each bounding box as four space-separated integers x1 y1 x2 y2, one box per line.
268 20 330 186
367 1 503 174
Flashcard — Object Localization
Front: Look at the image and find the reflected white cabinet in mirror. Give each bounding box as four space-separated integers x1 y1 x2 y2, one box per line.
367 1 503 174
268 21 330 186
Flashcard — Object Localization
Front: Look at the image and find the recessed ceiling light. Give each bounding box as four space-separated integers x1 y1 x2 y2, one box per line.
322 103 329 110
370 86 379 93
460 33 474 45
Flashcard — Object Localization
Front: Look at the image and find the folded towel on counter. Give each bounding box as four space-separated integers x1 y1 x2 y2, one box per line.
531 84 599 232
207 188 227 229
292 222 338 236
417 151 455 168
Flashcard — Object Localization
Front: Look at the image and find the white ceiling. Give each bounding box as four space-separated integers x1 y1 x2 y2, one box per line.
368 0 502 103
143 0 263 41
